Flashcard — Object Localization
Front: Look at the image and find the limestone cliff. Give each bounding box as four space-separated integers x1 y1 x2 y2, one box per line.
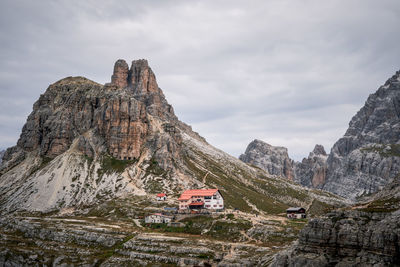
323 70 400 199
294 144 328 188
239 139 295 180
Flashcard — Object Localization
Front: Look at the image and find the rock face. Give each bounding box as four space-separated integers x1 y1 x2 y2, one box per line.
271 209 400 266
0 150 4 165
271 176 400 267
323 70 400 199
239 139 295 180
294 144 328 188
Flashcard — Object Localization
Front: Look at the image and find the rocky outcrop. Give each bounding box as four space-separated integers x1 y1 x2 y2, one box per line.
239 139 295 180
323 70 400 199
271 209 400 266
294 144 328 188
0 150 4 165
110 59 129 88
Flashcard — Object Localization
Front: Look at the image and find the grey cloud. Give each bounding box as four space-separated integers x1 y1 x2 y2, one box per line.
0 0 399 160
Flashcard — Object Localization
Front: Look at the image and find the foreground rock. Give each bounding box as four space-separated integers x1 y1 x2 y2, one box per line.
270 175 400 266
271 209 400 266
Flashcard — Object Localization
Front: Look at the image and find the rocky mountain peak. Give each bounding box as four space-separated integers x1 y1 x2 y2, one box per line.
239 139 294 180
110 59 158 95
311 144 326 156
111 59 129 88
323 69 400 199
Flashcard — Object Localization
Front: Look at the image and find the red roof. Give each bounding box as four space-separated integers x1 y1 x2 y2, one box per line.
178 189 219 201
189 202 204 206
157 193 166 197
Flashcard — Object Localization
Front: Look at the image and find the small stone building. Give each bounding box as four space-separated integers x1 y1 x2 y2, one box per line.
286 207 306 219
156 193 167 201
145 213 172 224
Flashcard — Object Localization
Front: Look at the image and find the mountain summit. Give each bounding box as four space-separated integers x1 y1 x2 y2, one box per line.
0 59 341 214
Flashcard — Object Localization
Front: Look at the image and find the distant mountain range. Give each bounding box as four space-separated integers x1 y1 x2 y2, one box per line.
240 71 400 200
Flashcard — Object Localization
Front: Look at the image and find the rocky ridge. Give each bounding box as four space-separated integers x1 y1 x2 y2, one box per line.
323 70 400 199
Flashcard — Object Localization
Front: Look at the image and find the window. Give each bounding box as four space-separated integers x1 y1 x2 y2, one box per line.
219 205 223 207
197 199 201 202
213 196 217 199
205 205 210 207
204 196 211 199
214 205 217 207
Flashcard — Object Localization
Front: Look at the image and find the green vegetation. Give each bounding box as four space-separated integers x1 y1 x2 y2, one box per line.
28 156 53 176
183 153 289 214
147 158 165 176
94 234 135 266
147 215 252 242
97 154 136 177
82 154 94 165
264 219 308 245
358 197 400 213
308 199 335 216
361 144 400 157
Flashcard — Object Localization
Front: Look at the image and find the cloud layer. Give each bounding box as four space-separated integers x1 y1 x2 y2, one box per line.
0 0 399 160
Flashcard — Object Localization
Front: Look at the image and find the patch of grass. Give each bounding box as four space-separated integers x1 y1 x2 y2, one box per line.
358 197 400 213
28 156 53 176
308 199 334 216
97 154 135 176
361 144 400 157
147 158 165 175
82 154 94 165
94 234 135 266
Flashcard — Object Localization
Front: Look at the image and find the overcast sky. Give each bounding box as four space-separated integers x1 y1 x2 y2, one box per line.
0 0 399 160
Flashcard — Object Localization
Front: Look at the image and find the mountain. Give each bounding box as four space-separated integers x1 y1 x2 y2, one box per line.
240 70 400 200
239 141 328 188
293 144 328 188
0 59 343 215
323 70 400 199
0 59 349 266
239 139 295 180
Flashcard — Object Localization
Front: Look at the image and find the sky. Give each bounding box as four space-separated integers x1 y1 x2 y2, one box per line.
0 0 399 161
